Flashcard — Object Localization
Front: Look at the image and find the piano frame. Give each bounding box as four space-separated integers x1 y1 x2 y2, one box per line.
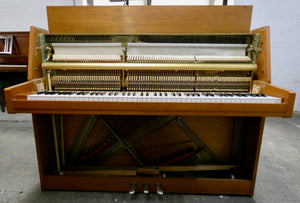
4 6 295 196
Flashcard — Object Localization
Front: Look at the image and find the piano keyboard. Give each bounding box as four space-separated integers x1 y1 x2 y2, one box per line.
27 92 282 104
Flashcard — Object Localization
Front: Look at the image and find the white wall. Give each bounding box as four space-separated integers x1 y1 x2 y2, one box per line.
236 0 300 111
84 0 234 5
0 0 82 31
0 0 299 111
151 0 234 5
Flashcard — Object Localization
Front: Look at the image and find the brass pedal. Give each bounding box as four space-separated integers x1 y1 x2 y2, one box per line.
155 183 163 195
143 183 149 194
129 183 136 195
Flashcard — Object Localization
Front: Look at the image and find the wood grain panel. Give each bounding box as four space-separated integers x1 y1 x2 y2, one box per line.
251 26 271 83
4 78 43 113
9 99 287 116
32 114 56 189
43 175 252 195
254 80 295 117
47 6 252 34
182 116 234 161
27 26 48 80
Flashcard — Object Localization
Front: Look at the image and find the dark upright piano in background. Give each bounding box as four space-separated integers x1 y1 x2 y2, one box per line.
0 32 29 111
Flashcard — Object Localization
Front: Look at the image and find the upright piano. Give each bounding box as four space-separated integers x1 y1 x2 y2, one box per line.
4 6 295 196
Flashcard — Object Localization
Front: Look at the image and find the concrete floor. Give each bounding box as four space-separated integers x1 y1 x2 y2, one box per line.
0 112 299 203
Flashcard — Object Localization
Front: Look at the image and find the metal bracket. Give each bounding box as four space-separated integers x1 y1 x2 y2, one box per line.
84 116 176 165
99 116 145 166
248 45 262 55
68 115 99 164
176 117 221 163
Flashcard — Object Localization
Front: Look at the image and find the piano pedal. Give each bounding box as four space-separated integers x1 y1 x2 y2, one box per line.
129 183 136 195
155 183 164 195
143 183 149 194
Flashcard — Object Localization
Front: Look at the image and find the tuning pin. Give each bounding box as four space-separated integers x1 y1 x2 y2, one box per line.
143 183 149 194
129 183 136 195
155 184 163 195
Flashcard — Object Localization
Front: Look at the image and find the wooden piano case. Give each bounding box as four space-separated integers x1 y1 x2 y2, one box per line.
4 6 295 196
